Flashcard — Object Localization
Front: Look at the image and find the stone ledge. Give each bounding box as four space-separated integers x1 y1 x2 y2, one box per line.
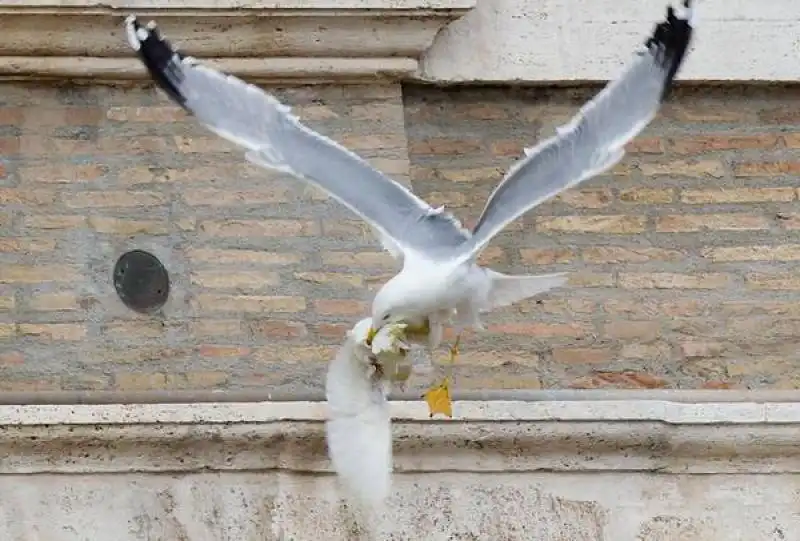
0 0 475 83
4 398 800 475
418 0 800 83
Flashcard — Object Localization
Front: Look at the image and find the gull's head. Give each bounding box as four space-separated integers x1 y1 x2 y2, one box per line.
368 273 425 342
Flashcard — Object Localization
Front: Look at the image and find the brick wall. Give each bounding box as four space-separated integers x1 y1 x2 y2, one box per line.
0 82 408 393
404 84 800 390
2 81 799 393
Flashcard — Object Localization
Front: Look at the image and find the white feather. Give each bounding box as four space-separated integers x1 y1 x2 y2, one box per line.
325 318 392 514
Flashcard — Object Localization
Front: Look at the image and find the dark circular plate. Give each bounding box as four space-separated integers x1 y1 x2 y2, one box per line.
112 249 170 314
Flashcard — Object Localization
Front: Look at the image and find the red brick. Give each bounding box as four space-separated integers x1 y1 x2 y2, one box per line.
18 323 86 341
618 188 673 204
252 345 334 363
62 191 167 208
476 246 506 266
27 292 80 311
759 109 800 123
733 161 800 177
664 104 751 122
0 265 80 283
519 248 575 265
321 251 396 270
190 319 244 338
248 320 307 338
187 249 301 266
0 189 56 205
17 164 105 184
0 351 24 365
183 188 290 206
701 381 734 390
174 136 235 154
569 371 668 389
680 188 795 204
439 167 503 183
619 273 730 289
200 219 317 237
582 246 683 263
669 134 779 154
456 104 509 120
603 320 660 341
314 299 367 316
489 140 524 157
555 189 611 208
777 214 800 230
639 160 725 178
704 245 800 262
106 106 186 122
536 215 646 234
625 137 663 154
746 273 800 290
191 270 280 290
487 322 589 338
295 272 364 288
311 323 351 339
0 237 57 252
567 273 615 288
197 345 251 358
656 214 770 232
89 217 169 235
338 134 406 151
681 342 724 359
553 348 614 364
408 136 482 155
195 294 306 313
619 343 671 360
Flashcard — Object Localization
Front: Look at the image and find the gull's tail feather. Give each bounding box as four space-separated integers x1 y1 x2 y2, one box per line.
486 270 569 309
325 319 392 516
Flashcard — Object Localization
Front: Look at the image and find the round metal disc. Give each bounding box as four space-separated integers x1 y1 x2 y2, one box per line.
112 250 170 314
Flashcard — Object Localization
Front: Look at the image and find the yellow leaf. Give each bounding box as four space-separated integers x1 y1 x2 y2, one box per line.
423 379 453 418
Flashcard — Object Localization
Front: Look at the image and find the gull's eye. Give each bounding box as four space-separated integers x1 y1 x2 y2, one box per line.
381 313 391 322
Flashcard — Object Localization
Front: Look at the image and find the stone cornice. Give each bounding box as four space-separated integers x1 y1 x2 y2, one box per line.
0 0 476 83
4 398 800 475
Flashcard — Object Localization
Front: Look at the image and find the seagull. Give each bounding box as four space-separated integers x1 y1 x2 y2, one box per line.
125 1 694 412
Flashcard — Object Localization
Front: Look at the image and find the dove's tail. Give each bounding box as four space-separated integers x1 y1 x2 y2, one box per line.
485 270 569 309
325 319 392 514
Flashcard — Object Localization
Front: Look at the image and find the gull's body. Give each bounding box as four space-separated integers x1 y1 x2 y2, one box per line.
371 259 566 350
125 2 695 387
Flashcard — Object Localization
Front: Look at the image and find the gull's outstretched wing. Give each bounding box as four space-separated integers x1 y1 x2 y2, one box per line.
447 0 695 267
325 318 392 516
124 16 469 262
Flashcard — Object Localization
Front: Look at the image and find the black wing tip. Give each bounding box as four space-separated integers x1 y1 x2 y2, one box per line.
645 0 694 102
124 15 189 108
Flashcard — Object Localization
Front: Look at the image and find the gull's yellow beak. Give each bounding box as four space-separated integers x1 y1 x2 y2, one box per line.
366 326 378 345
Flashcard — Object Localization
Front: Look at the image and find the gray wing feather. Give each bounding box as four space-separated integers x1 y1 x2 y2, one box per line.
125 16 469 261
447 1 694 266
